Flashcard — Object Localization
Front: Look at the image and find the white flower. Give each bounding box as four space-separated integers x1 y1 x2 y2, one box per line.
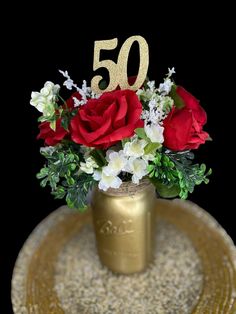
104 151 127 176
30 81 60 117
64 78 74 90
59 70 75 90
124 138 147 158
41 81 60 98
126 158 148 184
145 123 164 143
94 170 122 191
93 170 102 181
147 80 155 92
73 96 83 107
168 67 175 77
59 70 100 102
158 78 173 95
80 157 98 174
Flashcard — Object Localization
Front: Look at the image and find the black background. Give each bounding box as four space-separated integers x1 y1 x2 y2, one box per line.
2 6 235 313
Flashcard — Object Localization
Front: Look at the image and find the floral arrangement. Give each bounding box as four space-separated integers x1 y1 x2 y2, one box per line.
31 68 211 210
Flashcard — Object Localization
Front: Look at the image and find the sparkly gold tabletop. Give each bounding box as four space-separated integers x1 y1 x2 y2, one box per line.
12 199 236 313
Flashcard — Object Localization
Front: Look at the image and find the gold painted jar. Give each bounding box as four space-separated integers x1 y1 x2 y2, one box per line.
91 179 156 274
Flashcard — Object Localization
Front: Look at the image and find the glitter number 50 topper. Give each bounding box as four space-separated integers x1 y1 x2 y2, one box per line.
91 35 149 93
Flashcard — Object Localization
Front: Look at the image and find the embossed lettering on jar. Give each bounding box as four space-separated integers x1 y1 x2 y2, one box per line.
91 180 156 274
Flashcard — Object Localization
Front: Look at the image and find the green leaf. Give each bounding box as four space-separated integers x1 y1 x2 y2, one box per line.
66 191 76 208
40 177 48 188
65 154 75 163
36 167 49 179
52 186 66 199
68 163 77 171
71 109 78 117
149 178 180 198
90 149 106 167
38 116 48 122
200 163 206 171
147 164 154 172
144 143 161 154
135 128 148 140
58 153 65 161
61 117 69 131
207 168 212 176
66 176 75 186
50 120 56 131
169 84 185 109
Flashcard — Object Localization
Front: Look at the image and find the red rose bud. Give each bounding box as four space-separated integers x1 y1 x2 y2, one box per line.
163 86 209 151
70 89 144 149
37 119 69 146
37 92 82 146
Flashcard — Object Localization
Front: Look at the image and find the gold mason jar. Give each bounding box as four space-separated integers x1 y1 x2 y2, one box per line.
91 179 156 274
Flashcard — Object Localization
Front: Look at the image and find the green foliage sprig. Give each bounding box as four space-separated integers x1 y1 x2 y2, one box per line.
148 150 212 199
36 143 96 211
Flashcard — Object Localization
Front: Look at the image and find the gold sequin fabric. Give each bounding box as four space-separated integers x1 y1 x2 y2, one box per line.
11 199 236 313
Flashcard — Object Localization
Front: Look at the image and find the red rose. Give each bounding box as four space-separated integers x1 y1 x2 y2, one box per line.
37 119 68 146
70 89 144 149
163 86 209 151
37 92 81 145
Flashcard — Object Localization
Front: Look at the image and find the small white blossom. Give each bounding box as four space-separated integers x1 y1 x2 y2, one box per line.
104 151 127 176
96 170 122 191
158 78 173 95
73 97 83 107
59 70 75 90
145 123 164 143
80 157 98 174
147 80 155 92
106 149 115 160
124 138 147 158
64 79 74 90
76 80 91 105
141 90 174 126
59 70 100 104
126 158 148 184
30 81 60 117
167 67 175 77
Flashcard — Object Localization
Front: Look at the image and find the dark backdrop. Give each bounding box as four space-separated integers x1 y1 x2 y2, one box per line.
2 6 235 313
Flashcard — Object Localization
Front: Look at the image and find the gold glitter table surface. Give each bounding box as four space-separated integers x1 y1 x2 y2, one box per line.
11 199 236 314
